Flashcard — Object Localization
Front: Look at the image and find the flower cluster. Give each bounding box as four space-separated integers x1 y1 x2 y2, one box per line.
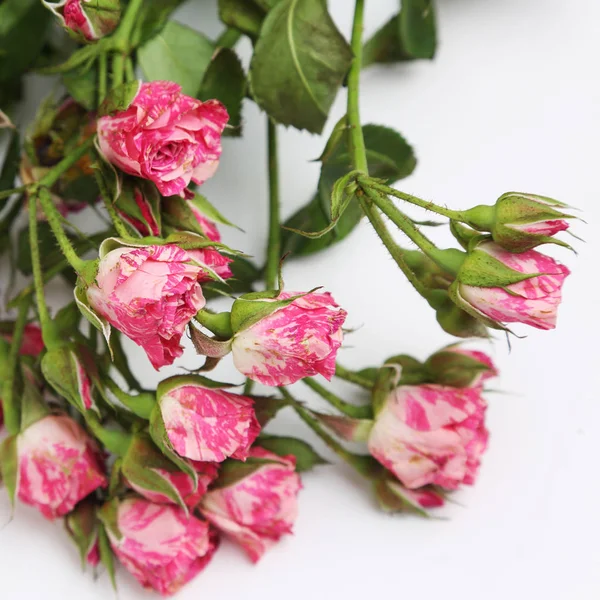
0 2 578 596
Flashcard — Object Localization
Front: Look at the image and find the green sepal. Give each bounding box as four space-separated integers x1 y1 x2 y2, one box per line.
98 81 141 117
374 478 434 516
230 289 315 334
148 403 198 487
257 434 328 472
308 411 373 444
121 433 189 512
114 177 162 238
253 395 288 427
426 289 490 338
371 363 402 417
384 354 429 385
449 221 483 250
0 435 18 506
425 346 494 388
109 458 124 496
65 500 99 570
189 324 232 359
20 369 50 430
457 246 541 287
74 269 113 354
97 498 121 540
156 374 235 399
448 280 510 332
41 344 100 416
211 456 280 490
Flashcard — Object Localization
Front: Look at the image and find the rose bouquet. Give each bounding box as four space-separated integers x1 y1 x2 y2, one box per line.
0 0 577 596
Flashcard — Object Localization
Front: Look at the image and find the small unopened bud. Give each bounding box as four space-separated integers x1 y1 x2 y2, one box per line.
43 0 121 42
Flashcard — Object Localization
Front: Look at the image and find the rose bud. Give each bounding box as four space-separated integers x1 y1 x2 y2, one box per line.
101 497 219 596
368 384 488 490
115 178 162 237
200 447 301 562
42 0 121 42
15 415 107 519
97 81 228 198
450 240 570 330
85 242 231 369
189 201 221 242
425 345 497 388
65 500 100 568
463 192 575 252
0 323 44 356
374 478 445 513
154 375 260 463
123 433 219 509
231 291 347 386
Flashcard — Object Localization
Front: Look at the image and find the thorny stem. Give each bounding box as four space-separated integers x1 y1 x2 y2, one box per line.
335 363 374 390
264 119 281 289
93 168 131 239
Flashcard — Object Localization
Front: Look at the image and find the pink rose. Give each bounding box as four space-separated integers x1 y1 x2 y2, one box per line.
16 415 107 519
158 379 260 462
97 81 228 198
86 243 231 369
116 183 161 237
368 385 488 490
231 291 347 386
426 345 498 389
107 498 218 596
454 242 570 330
129 461 219 509
200 447 301 562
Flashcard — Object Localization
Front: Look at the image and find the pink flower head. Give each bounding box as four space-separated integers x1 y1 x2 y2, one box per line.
368 385 488 490
108 498 219 596
200 447 301 562
16 415 107 519
159 381 260 462
97 81 228 198
129 461 219 510
86 243 222 370
45 0 120 42
231 291 347 386
456 242 570 330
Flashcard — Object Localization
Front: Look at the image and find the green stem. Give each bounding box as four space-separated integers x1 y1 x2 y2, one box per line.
358 194 430 297
0 186 27 202
125 56 135 82
215 27 242 48
29 195 60 348
85 413 132 456
347 0 368 173
1 297 32 434
110 0 144 87
38 136 95 189
195 309 233 339
98 52 107 105
110 331 142 392
361 184 465 275
243 378 255 396
335 363 374 390
104 378 155 419
368 179 464 220
264 118 280 289
303 378 372 419
94 168 131 238
281 387 374 477
37 188 87 273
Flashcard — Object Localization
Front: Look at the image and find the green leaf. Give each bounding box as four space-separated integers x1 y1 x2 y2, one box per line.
0 436 18 505
252 395 288 427
138 21 215 97
0 0 51 82
363 15 411 67
399 0 437 59
282 124 416 255
62 62 98 111
218 0 268 38
203 256 261 299
198 48 246 136
16 221 57 275
249 0 352 133
131 0 188 46
0 131 20 196
258 435 328 472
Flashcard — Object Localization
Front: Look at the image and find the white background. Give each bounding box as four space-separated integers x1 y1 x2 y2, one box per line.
1 0 599 598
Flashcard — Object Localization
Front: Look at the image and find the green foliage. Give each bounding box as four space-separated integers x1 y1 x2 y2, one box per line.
282 124 417 255
138 21 215 97
249 0 352 133
198 48 246 136
258 434 328 471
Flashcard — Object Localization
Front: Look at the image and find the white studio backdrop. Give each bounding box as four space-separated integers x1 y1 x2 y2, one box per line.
1 0 599 598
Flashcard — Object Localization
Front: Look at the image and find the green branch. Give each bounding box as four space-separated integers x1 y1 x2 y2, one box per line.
302 378 371 419
335 363 374 390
